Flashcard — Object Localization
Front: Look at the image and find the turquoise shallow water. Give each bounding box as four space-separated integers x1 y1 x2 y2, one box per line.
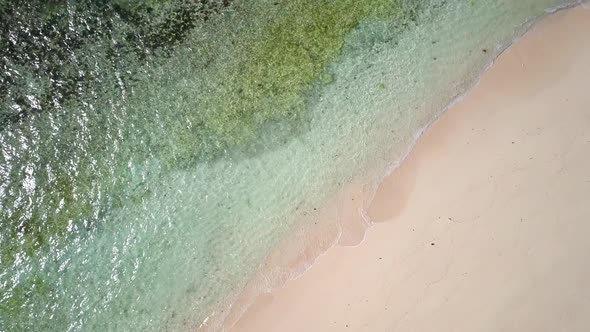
0 0 581 331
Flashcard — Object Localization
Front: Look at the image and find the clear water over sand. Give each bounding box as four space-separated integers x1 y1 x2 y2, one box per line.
0 0 581 330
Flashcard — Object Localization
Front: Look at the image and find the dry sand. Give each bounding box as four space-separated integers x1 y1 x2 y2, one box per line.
230 6 590 332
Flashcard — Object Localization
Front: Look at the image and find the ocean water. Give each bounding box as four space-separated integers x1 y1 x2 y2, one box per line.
0 0 581 331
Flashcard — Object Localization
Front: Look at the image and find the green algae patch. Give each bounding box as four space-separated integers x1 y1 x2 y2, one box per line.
191 0 402 156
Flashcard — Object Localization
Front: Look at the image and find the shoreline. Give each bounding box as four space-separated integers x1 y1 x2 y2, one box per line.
225 5 590 332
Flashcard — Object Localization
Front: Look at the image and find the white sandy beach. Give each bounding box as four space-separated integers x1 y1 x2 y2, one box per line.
229 6 590 332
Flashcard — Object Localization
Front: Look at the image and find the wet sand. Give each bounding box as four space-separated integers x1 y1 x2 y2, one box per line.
230 6 590 332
